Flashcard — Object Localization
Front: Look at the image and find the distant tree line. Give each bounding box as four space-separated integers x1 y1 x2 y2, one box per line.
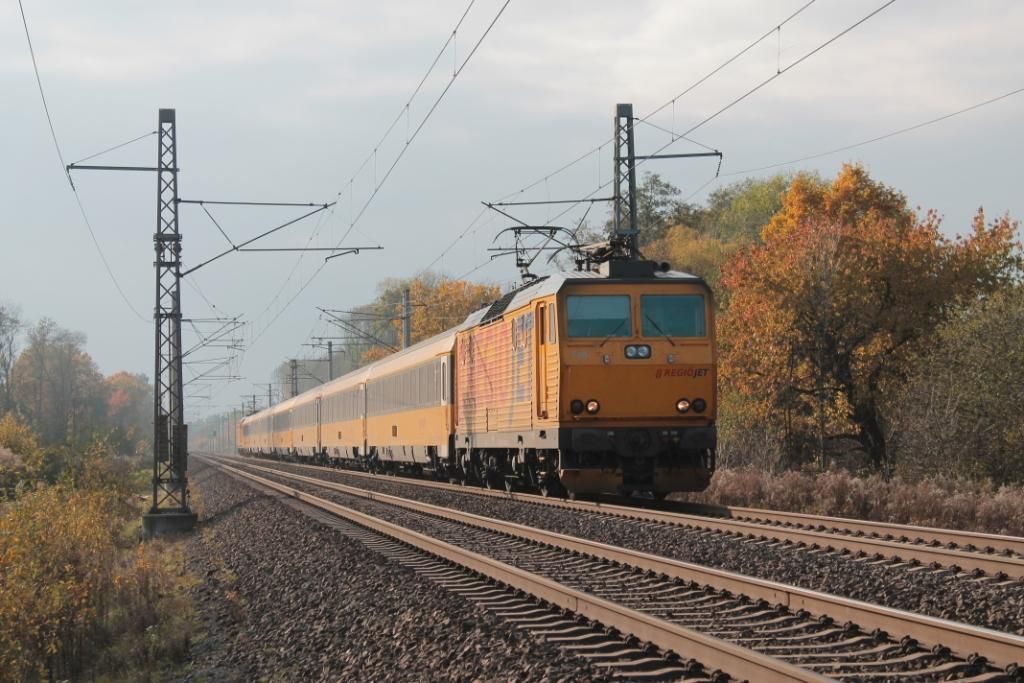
242 274 501 415
325 273 500 368
0 307 152 474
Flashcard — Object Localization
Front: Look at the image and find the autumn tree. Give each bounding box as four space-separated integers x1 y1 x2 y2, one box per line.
635 172 684 245
643 225 739 289
105 372 152 455
353 274 499 365
644 174 790 290
406 277 500 340
698 174 792 242
890 284 1024 483
344 275 411 366
0 304 21 414
10 320 108 445
359 346 393 366
719 164 1020 471
0 413 39 460
593 172 685 246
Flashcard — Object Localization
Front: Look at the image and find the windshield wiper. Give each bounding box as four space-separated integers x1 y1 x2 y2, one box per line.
644 314 676 346
598 319 628 347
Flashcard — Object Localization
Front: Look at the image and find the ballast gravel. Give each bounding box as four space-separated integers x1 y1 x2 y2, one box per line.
178 461 612 682
249 459 1024 637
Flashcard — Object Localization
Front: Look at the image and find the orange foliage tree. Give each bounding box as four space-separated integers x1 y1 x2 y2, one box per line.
104 372 152 455
356 274 499 365
643 225 740 290
719 164 1020 471
359 346 392 365
406 277 500 341
641 174 790 293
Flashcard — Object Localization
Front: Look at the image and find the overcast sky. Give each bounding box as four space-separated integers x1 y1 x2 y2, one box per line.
3 0 1021 419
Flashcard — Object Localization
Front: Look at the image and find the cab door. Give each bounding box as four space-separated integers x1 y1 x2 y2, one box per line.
535 302 548 419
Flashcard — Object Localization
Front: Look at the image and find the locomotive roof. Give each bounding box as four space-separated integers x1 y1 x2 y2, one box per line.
463 268 704 328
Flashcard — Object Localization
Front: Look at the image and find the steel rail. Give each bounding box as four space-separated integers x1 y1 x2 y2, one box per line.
201 456 825 683
680 502 1024 556
208 455 1024 672
212 454 1024 578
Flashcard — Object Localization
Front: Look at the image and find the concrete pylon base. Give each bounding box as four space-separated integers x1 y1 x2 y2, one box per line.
142 509 198 537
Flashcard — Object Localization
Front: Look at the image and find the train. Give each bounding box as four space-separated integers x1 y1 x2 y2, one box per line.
237 260 717 497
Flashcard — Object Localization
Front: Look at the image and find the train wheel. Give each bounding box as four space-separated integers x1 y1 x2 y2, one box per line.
483 455 502 490
504 478 515 493
539 476 562 498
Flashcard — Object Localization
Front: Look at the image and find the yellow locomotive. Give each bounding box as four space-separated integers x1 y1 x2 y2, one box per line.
238 260 716 497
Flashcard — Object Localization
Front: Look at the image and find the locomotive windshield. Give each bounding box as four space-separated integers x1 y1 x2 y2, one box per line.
641 294 706 337
566 295 632 338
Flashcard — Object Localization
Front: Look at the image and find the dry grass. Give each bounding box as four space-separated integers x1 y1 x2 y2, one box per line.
0 476 195 682
0 446 18 467
681 468 1024 537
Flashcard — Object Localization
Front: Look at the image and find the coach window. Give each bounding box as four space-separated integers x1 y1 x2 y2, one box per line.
548 303 556 343
640 294 706 337
566 295 631 338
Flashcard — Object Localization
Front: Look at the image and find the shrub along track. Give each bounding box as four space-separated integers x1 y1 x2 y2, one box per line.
208 453 1024 636
200 454 1024 682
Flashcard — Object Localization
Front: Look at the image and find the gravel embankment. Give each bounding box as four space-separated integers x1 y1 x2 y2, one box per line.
247 459 1024 636
178 460 612 682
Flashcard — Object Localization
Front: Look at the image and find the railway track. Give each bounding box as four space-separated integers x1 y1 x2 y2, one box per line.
681 502 1024 564
271 488 706 681
212 453 1024 580
199 454 1024 682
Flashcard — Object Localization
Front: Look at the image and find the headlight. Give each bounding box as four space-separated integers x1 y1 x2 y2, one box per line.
570 399 584 415
676 398 691 413
585 399 600 414
624 344 650 359
692 398 707 413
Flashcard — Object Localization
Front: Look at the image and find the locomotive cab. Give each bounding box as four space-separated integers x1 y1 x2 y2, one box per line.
554 267 717 496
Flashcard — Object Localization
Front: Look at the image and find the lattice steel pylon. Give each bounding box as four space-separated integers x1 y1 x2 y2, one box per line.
144 109 197 535
612 102 639 260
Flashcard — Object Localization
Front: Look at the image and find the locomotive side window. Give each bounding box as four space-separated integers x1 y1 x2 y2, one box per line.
566 295 631 338
641 294 706 337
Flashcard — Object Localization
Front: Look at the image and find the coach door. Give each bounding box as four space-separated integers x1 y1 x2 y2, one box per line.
315 397 322 454
535 302 548 420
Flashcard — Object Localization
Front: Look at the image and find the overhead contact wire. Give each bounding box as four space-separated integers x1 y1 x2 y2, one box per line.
487 0 899 237
249 0 512 348
17 0 147 323
721 85 1024 176
417 0 821 279
490 0 819 204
